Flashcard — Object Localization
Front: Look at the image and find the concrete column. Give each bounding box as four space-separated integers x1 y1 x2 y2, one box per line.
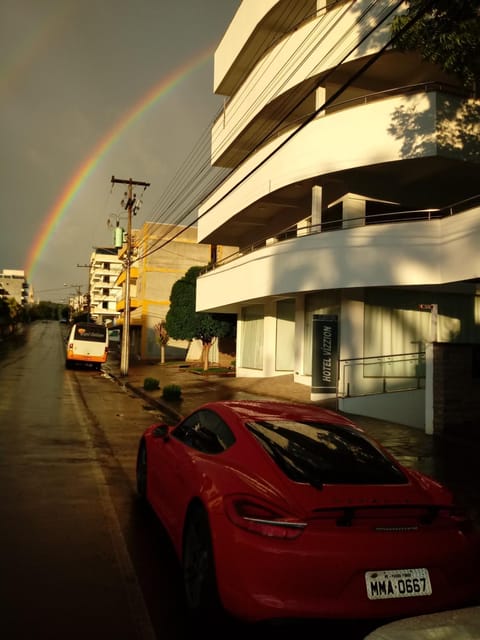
342 194 366 229
315 86 326 115
311 185 323 231
425 342 434 435
338 296 364 398
294 294 305 382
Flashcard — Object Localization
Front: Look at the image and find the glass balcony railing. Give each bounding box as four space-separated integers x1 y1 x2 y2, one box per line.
338 351 426 399
204 193 480 274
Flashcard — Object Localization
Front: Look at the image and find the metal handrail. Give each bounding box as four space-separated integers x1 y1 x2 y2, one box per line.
338 351 426 400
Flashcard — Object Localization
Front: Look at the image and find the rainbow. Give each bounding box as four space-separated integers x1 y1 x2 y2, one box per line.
25 44 215 280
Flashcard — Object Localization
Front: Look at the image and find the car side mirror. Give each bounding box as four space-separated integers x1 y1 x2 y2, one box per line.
152 424 170 440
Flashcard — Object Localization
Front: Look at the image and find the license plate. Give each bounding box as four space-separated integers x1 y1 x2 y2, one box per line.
365 568 432 600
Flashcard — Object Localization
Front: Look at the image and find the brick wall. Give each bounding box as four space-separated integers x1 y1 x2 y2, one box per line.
433 343 480 440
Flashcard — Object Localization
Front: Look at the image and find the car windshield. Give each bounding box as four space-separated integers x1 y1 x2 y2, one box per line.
245 419 407 487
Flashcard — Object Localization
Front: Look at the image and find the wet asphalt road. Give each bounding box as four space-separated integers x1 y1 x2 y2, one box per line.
0 322 158 638
0 323 383 639
1 321 478 639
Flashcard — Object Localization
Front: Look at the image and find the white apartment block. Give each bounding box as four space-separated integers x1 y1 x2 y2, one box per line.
89 248 123 325
0 269 32 305
196 0 480 428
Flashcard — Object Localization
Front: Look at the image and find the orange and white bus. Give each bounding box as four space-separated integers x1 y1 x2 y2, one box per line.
65 322 109 370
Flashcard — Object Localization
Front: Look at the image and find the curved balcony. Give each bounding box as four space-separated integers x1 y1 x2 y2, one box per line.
214 0 316 96
212 0 421 167
196 199 480 313
199 89 479 248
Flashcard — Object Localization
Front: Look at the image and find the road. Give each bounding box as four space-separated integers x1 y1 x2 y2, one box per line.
0 321 382 639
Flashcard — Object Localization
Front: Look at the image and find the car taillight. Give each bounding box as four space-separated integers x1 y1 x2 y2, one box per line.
224 496 306 539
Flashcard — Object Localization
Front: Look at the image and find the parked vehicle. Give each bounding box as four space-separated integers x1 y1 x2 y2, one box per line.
108 328 120 343
136 400 480 623
65 322 108 370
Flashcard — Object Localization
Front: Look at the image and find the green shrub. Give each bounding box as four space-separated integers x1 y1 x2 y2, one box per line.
162 384 182 401
143 377 160 391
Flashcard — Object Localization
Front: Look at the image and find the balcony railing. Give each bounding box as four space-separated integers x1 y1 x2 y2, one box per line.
338 351 426 400
204 193 480 274
214 75 471 156
269 82 469 140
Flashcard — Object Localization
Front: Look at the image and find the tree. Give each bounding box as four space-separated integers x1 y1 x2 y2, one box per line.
0 297 25 337
154 320 169 364
392 1 480 93
165 266 235 371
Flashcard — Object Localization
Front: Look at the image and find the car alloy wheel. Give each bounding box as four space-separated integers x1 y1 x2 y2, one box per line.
182 506 221 618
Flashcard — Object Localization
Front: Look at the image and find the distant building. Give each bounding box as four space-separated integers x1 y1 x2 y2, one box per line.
89 248 122 325
115 221 235 361
0 269 32 305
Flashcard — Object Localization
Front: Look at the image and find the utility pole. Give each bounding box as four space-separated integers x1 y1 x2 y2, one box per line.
76 262 91 321
111 176 150 376
63 283 83 315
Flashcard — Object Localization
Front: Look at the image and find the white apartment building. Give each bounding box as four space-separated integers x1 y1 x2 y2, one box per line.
196 0 480 428
89 247 122 325
0 269 32 305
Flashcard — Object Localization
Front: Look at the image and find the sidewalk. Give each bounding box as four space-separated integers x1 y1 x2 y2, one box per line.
104 357 480 639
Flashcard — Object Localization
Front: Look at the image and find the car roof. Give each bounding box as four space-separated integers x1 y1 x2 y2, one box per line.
198 400 361 431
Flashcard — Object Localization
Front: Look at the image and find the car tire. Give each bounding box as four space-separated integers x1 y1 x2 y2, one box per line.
182 506 222 619
136 441 148 501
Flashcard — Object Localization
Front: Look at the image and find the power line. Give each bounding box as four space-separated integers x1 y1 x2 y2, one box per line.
141 0 393 258
138 0 436 262
138 1 399 260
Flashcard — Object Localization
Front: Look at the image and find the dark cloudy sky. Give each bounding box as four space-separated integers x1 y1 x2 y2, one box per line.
1 0 239 302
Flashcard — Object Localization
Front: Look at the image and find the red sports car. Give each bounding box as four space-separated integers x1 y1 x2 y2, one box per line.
136 400 480 622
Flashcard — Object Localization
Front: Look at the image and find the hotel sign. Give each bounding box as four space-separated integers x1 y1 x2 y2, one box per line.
312 314 338 394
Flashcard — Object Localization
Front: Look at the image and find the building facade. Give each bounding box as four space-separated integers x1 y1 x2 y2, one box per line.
0 269 32 305
116 222 224 361
89 247 122 326
195 0 480 428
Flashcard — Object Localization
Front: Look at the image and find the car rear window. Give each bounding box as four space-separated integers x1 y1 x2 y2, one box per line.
245 419 407 486
73 324 107 342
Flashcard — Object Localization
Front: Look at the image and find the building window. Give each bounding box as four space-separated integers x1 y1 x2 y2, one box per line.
275 299 295 371
362 289 476 377
241 305 264 369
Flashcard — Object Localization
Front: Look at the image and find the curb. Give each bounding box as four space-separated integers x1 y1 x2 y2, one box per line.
124 381 183 423
104 367 183 423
